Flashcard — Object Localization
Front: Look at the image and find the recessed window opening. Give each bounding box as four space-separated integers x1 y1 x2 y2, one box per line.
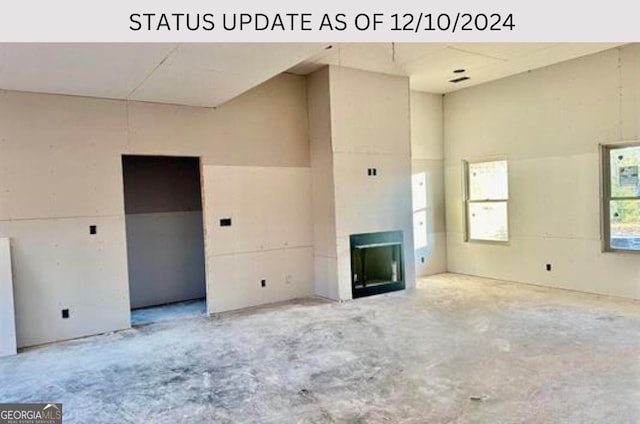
601 143 640 252
464 160 509 243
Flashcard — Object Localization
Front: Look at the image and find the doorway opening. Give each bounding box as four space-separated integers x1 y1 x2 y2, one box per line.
121 155 207 326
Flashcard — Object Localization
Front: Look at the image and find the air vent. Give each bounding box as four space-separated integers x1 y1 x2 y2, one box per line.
449 76 470 84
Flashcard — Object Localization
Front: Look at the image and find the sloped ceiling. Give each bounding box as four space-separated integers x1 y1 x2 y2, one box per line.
0 43 329 107
0 42 626 107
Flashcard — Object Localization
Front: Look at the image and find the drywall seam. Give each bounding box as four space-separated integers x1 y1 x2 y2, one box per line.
208 245 314 257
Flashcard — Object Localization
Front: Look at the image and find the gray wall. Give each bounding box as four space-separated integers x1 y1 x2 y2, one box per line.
122 155 206 309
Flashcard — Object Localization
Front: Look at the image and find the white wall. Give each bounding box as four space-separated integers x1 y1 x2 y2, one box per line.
410 91 447 276
203 166 313 312
308 66 416 300
0 73 314 347
444 44 640 299
307 67 339 300
0 238 17 356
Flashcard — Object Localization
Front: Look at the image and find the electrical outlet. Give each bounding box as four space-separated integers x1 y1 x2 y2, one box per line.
546 264 552 271
89 225 97 235
261 279 266 287
61 309 69 319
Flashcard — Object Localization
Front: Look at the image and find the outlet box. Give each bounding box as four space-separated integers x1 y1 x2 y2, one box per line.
61 309 69 319
261 279 266 287
546 264 552 271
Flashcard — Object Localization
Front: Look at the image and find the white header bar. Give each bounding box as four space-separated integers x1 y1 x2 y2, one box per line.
0 0 637 42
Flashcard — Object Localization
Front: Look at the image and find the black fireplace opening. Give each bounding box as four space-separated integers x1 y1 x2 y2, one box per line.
350 231 405 299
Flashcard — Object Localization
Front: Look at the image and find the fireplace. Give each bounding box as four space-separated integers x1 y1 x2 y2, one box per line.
350 231 405 299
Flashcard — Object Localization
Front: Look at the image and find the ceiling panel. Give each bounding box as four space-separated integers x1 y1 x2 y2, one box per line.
0 42 628 107
131 42 329 107
0 43 328 107
333 43 406 76
288 43 407 77
289 42 627 94
0 43 177 99
164 43 326 75
449 43 559 60
405 47 503 92
128 67 257 107
421 43 625 93
392 43 450 65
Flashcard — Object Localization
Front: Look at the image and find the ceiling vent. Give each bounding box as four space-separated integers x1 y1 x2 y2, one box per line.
449 76 470 83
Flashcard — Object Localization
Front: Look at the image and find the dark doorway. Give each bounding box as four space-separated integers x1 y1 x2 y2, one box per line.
121 155 207 317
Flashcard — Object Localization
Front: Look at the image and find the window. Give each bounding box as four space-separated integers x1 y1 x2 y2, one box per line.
464 160 509 242
602 143 640 252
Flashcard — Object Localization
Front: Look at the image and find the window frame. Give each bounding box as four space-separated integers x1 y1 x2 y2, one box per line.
463 159 510 244
600 141 640 254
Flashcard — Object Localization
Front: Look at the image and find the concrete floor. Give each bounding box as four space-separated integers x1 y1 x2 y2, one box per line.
2 273 640 423
131 298 206 326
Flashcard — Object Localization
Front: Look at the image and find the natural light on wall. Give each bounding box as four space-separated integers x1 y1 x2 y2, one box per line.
465 160 509 242
412 173 428 249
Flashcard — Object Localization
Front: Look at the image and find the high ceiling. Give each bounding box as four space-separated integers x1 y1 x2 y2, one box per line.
289 43 625 93
0 43 329 107
0 43 625 107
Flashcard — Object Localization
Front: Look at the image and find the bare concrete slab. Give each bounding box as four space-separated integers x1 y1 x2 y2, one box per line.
1 273 640 423
131 298 206 327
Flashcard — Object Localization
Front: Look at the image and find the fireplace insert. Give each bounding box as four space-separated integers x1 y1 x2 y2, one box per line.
350 231 404 298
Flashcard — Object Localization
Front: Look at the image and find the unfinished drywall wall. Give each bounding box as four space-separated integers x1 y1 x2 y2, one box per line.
444 44 640 299
122 155 206 309
203 165 313 312
410 91 446 277
308 66 416 300
307 67 339 299
0 73 314 347
0 238 17 357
